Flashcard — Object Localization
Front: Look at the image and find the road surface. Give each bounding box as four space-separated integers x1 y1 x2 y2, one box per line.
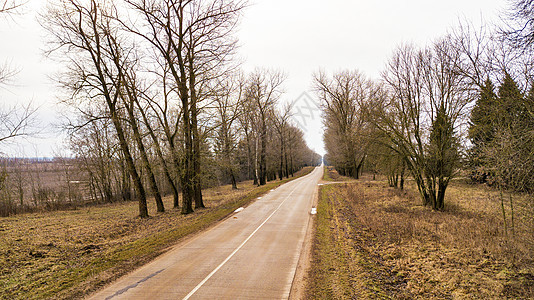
88 165 323 300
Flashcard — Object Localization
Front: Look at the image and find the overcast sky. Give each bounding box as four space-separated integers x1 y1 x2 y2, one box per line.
0 0 507 157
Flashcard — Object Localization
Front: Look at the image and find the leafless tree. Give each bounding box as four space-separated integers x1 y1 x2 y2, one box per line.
125 0 245 212
237 89 258 183
1 0 24 82
273 102 292 180
135 77 181 209
0 0 36 147
0 103 37 146
372 38 471 210
212 74 244 189
42 0 151 217
245 68 285 185
0 0 24 15
501 0 534 51
314 70 372 179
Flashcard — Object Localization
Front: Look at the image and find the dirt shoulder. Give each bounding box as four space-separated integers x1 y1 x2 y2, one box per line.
304 178 534 299
289 168 321 299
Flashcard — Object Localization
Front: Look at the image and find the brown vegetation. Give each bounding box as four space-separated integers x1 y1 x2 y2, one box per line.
306 175 534 299
0 167 313 300
322 166 351 182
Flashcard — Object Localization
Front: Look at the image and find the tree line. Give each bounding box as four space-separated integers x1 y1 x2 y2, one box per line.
27 0 320 218
320 0 534 211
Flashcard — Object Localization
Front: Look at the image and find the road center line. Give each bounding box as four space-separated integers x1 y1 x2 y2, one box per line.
182 179 304 300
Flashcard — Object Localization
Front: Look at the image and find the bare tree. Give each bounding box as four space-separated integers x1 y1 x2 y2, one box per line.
135 81 181 209
1 0 24 82
69 116 117 203
0 0 36 147
273 102 292 180
237 90 258 184
115 61 165 213
212 74 244 189
314 70 372 179
0 103 37 145
372 38 471 210
502 0 534 51
125 0 244 212
0 0 24 15
139 61 184 209
42 0 150 217
245 69 285 185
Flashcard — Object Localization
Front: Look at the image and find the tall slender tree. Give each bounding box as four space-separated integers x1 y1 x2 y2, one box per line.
43 0 150 217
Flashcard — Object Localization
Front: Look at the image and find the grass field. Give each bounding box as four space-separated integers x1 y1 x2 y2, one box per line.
0 167 314 300
306 167 534 299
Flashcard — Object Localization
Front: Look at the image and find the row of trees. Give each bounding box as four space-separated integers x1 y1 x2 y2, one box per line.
41 0 319 218
469 74 534 193
318 38 467 211
320 0 534 210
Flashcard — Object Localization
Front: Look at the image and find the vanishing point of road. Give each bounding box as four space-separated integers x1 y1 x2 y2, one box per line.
88 165 323 300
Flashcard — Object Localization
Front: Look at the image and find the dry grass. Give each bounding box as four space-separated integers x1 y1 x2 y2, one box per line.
0 167 314 300
306 178 534 299
322 166 352 182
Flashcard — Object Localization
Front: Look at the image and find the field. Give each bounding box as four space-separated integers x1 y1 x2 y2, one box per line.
306 167 534 299
0 159 89 216
0 167 314 300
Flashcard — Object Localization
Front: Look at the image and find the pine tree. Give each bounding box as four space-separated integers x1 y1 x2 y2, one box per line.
496 72 524 129
468 74 524 184
469 78 497 146
468 78 497 182
425 105 459 210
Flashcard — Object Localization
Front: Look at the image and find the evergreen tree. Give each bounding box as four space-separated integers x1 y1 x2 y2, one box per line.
469 78 497 146
425 105 459 210
469 73 534 192
468 78 497 182
496 72 524 129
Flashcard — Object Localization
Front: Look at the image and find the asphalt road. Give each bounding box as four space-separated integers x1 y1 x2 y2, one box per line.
88 165 323 300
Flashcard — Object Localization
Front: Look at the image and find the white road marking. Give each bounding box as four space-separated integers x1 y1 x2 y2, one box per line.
182 182 302 300
234 207 244 213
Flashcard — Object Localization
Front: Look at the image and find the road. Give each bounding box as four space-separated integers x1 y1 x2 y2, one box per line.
88 165 323 300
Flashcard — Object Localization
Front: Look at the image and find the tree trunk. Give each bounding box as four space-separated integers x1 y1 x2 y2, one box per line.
290 154 294 177
254 137 260 186
259 124 267 185
279 139 284 180
180 87 194 215
110 112 148 218
230 170 237 190
136 96 180 209
400 160 405 190
245 131 255 183
188 51 204 209
284 145 289 178
191 101 204 209
125 100 165 213
119 157 131 201
167 138 182 209
435 177 447 211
